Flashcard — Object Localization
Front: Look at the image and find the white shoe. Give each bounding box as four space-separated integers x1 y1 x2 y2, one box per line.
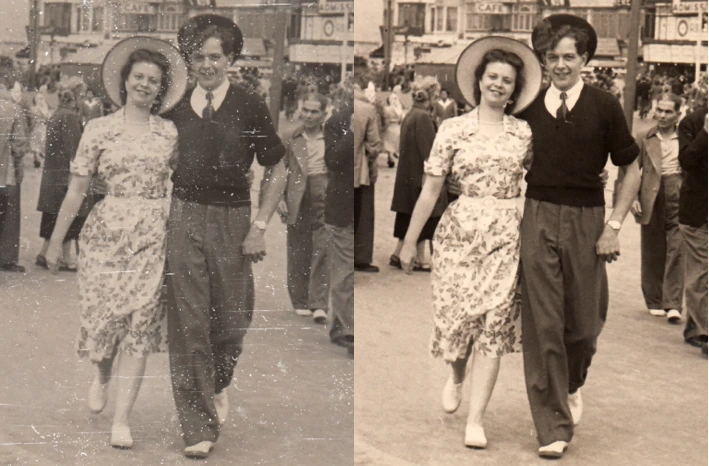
295 309 312 317
441 375 463 413
312 309 328 324
464 424 487 449
184 440 214 459
667 309 681 323
568 389 583 426
649 308 666 317
87 377 108 414
214 391 229 426
110 424 133 449
538 441 568 458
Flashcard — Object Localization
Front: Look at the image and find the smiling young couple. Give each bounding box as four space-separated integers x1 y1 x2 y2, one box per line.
399 15 641 459
46 15 286 459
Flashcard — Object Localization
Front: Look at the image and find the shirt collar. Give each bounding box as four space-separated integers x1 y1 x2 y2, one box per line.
548 78 584 100
194 78 230 101
655 128 678 141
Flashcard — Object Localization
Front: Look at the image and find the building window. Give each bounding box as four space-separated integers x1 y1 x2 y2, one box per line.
446 7 457 32
466 13 509 32
398 3 426 33
44 3 71 35
158 13 181 31
592 11 627 39
436 7 444 31
80 6 90 32
430 7 435 32
511 13 535 31
92 7 104 32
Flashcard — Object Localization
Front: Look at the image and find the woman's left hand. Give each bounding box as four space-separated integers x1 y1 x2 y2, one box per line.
45 243 62 275
400 241 418 275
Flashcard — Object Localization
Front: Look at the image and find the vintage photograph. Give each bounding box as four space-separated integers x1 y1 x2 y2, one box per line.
0 0 353 464
354 0 707 464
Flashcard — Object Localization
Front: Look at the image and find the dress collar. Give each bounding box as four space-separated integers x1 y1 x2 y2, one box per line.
110 107 162 136
461 107 517 137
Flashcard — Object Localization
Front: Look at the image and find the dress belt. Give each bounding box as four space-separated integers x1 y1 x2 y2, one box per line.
457 195 520 208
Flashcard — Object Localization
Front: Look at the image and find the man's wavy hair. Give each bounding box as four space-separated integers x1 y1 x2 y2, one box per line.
533 20 591 60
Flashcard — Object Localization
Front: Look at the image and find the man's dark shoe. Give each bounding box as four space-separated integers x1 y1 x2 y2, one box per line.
332 335 354 348
355 263 379 273
1 263 25 273
685 335 708 348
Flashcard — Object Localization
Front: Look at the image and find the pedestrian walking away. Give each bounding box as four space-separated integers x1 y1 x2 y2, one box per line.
399 36 542 451
44 36 188 450
164 14 288 459
518 14 641 458
390 76 444 273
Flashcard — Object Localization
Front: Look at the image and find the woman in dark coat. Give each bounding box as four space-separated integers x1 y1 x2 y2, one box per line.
389 77 446 271
36 89 92 271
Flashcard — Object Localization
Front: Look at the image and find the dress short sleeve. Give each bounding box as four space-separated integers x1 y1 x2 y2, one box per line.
70 119 102 177
424 119 455 176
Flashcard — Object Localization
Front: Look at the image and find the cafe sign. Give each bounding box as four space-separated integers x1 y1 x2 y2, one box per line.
123 3 157 15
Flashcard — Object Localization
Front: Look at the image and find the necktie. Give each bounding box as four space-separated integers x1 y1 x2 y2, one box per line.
556 91 568 122
203 91 214 120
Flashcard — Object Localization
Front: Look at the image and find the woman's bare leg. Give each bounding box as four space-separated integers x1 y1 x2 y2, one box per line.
466 352 501 427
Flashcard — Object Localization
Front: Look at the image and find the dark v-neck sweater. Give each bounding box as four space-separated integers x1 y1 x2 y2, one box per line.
164 84 285 206
518 84 639 207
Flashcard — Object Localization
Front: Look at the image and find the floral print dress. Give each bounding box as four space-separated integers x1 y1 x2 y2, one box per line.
71 109 178 362
425 109 532 362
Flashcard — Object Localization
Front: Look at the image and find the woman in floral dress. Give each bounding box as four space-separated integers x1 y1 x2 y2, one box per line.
400 38 542 449
46 38 187 449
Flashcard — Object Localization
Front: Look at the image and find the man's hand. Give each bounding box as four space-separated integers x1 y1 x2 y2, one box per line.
704 113 707 133
596 226 621 263
630 200 642 217
242 227 267 263
446 177 462 196
247 169 255 188
277 200 288 218
600 169 609 188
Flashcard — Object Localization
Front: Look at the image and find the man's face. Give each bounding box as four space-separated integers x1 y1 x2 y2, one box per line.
655 100 679 130
440 90 448 100
544 37 588 92
300 99 325 130
190 37 233 91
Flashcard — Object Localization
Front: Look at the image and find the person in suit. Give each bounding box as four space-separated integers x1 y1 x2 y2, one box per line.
278 92 330 324
325 104 355 356
0 84 29 273
631 94 684 323
432 88 457 127
353 80 382 272
678 104 708 354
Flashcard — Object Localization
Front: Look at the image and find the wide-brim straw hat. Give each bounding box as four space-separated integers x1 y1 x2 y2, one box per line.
531 14 598 61
178 14 244 64
101 36 188 114
455 36 543 115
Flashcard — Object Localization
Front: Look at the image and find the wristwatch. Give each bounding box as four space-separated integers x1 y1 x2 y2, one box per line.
253 220 268 231
606 220 622 231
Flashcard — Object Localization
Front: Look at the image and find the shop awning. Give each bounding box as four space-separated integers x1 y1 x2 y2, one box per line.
587 59 627 68
595 38 621 58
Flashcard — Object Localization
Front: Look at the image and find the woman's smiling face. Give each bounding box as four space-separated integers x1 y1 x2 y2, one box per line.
124 61 163 109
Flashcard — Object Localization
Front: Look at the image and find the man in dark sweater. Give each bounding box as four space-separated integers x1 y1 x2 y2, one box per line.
518 15 641 458
164 15 287 459
324 104 355 357
678 105 708 355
